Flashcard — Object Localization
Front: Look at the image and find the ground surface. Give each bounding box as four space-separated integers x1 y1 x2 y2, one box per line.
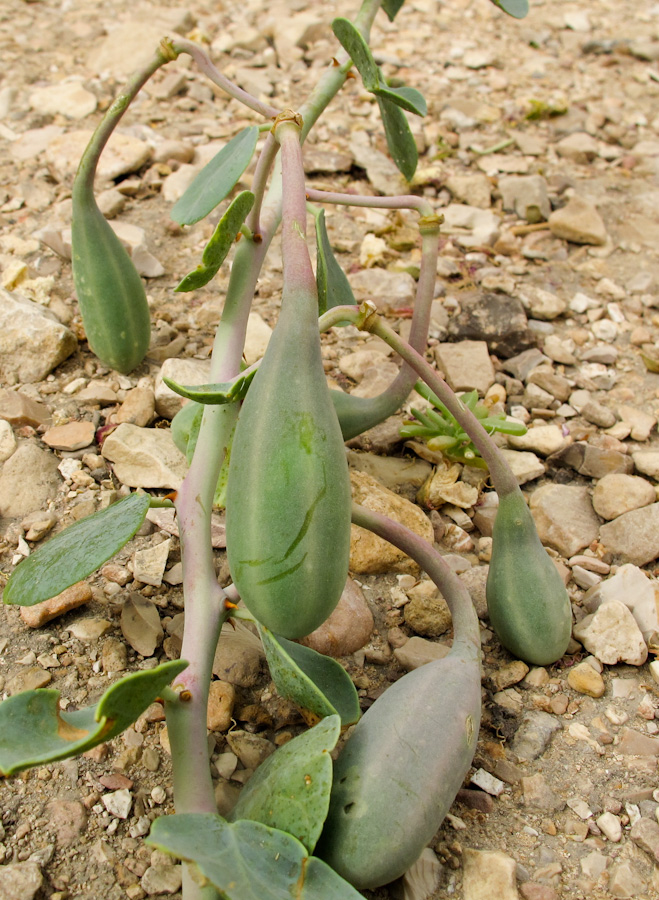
2 0 659 898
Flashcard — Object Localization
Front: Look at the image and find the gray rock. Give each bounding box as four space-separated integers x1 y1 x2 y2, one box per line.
0 289 77 383
522 773 564 811
592 474 655 520
132 540 171 588
555 132 599 164
581 400 617 428
600 503 659 566
530 484 599 557
502 347 549 381
29 82 97 119
101 424 188 489
46 129 151 183
511 710 561 761
213 621 264 687
445 173 492 208
462 849 518 900
348 268 416 311
300 577 374 656
607 860 647 899
434 340 494 394
0 862 43 900
573 601 647 666
0 441 60 519
458 565 489 619
446 292 535 358
350 132 405 195
441 204 500 248
630 817 659 863
548 196 607 245
499 174 551 223
518 286 567 321
121 594 163 657
548 442 633 479
141 864 183 896
583 563 659 640
393 636 451 670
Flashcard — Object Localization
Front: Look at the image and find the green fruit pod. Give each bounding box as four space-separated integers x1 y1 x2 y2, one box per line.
225 288 351 640
71 181 151 374
486 490 572 665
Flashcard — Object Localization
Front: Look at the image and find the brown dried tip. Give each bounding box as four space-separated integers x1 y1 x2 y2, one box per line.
331 57 340 67
225 600 239 610
253 232 263 243
179 690 192 703
346 71 357 80
164 491 178 502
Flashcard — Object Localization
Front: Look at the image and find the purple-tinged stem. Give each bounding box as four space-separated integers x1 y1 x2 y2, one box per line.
246 132 279 237
305 187 435 218
352 502 480 658
172 38 279 119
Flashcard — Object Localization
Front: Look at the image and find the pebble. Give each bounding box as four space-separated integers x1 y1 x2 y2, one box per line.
348 269 416 310
592 474 655 520
300 577 374 655
518 286 566 321
617 727 659 756
440 204 500 248
618 406 656 441
607 860 647 899
42 420 95 451
511 711 561 761
404 590 452 637
548 196 607 246
102 788 133 819
0 418 16 461
508 425 567 457
46 799 87 848
489 660 529 692
0 289 77 383
434 340 495 394
573 600 647 666
522 773 563 811
141 864 182 896
20 581 92 628
0 862 43 900
393 636 451 670
0 389 51 427
225 731 275 769
46 130 151 182
498 449 545 484
101 423 188 490
207 681 235 732
529 484 599 557
630 816 659 863
632 450 659 480
462 848 518 900
213 621 264 687
132 541 171 588
470 768 506 796
397 848 442 900
102 637 128 674
596 811 622 842
115 387 155 428
499 174 550 222
567 661 606 697
154 358 212 419
599 503 659 566
120 594 163 657
0 441 61 519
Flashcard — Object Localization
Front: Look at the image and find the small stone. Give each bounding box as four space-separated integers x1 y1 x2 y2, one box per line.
141 864 182 895
133 540 171 588
573 601 647 666
404 591 452 637
0 389 51 427
462 848 518 900
300 577 373 655
581 400 616 428
630 816 659 863
121 594 163 657
489 660 530 692
42 421 95 451
22 510 57 542
393 636 451 670
101 424 188 490
555 132 599 164
596 811 622 842
617 727 659 756
0 862 43 900
207 681 235 732
225 731 275 769
548 196 607 246
102 788 133 819
0 441 61 519
435 341 495 394
518 286 566 321
633 450 659 480
499 175 550 222
529 484 599 557
154 358 211 419
470 768 506 796
512 711 561 761
348 269 416 311
7 666 52 694
600 503 659 566
508 425 567 457
0 419 16 461
0 289 77 383
102 637 128 674
567 661 605 697
46 799 87 848
20 581 92 628
499 449 545 485
592 474 655 520
608 860 647 899
213 621 264 687
115 387 155 428
446 173 492 208
522 773 564 811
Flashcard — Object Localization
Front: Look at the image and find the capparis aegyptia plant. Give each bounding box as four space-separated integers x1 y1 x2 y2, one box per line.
0 0 573 896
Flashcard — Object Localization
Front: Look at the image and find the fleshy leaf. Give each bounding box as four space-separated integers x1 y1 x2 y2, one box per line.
382 0 406 21
170 400 203 461
331 18 379 89
0 660 187 776
376 95 418 181
3 492 150 607
162 370 255 405
488 0 529 18
314 208 356 315
259 625 360 727
171 127 259 226
175 191 255 291
373 83 427 117
147 814 363 900
230 716 340 852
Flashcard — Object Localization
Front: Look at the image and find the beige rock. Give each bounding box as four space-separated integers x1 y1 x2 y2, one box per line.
207 681 236 732
583 563 659 641
20 581 92 627
299 577 373 655
548 196 607 246
120 594 163 657
462 848 519 900
592 474 655 520
154 358 212 420
350 470 434 574
393 636 451 670
0 389 51 427
567 661 605 698
42 421 95 451
46 129 151 182
573 600 647 666
101 423 188 489
530 484 599 557
0 289 77 383
435 340 495 394
115 387 155 427
404 591 452 637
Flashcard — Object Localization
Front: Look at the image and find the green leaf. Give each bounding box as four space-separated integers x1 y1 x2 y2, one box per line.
230 716 340 852
376 95 418 181
162 370 255 406
3 492 150 607
382 0 406 21
331 18 379 90
147 814 363 900
175 191 255 291
488 0 529 18
373 83 427 117
0 660 187 776
314 209 356 316
259 625 361 727
171 127 259 226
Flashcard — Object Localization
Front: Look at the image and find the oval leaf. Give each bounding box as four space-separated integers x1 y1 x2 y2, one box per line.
259 625 360 727
230 715 340 852
175 191 255 291
373 83 427 117
376 95 418 181
382 0 406 21
331 17 379 90
3 492 150 607
147 814 363 900
489 0 529 18
0 660 187 776
170 400 203 460
171 127 259 226
314 208 357 316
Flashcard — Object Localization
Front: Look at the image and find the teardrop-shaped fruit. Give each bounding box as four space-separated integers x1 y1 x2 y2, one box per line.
486 490 572 665
71 179 150 373
225 285 351 640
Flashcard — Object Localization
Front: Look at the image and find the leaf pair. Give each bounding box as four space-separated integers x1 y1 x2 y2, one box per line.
332 18 425 180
